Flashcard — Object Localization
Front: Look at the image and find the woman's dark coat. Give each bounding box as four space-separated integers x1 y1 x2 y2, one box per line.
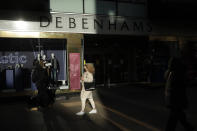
164 57 188 109
32 64 53 107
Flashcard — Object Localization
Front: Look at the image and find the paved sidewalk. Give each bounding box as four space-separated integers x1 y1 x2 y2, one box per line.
97 85 197 131
0 95 122 131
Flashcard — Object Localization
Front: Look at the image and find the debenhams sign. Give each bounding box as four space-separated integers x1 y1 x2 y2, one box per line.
0 13 152 35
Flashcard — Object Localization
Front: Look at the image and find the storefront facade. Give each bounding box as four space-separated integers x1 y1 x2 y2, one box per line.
0 12 153 92
0 13 84 92
0 0 197 93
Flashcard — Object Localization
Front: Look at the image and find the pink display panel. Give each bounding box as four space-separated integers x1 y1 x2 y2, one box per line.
69 53 81 90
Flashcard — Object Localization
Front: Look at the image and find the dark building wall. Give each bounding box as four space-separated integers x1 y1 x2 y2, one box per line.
0 0 50 21
147 0 197 20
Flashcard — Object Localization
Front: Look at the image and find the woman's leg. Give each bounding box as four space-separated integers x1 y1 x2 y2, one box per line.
88 98 97 114
165 108 178 131
178 109 194 131
81 98 87 112
76 92 87 115
88 98 96 109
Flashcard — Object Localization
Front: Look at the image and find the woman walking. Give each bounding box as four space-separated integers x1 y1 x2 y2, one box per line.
76 63 97 116
164 57 194 131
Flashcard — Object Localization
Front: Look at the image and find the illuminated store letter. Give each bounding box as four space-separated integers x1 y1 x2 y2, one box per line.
69 18 76 28
40 16 50 27
109 20 117 30
82 18 88 29
56 17 63 28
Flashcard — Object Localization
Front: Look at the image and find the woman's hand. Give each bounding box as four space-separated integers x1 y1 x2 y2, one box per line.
81 76 84 81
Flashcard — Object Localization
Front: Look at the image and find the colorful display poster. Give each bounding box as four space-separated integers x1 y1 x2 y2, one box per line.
69 53 81 90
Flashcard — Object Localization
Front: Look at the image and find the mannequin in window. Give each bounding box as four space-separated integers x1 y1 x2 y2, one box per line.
33 53 41 67
42 54 47 62
42 54 51 75
50 53 60 87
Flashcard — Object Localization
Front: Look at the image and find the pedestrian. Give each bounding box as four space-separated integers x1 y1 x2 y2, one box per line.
164 57 194 131
76 63 97 116
32 60 54 108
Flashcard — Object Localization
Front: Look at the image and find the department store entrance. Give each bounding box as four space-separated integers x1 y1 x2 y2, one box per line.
84 34 148 84
84 34 180 85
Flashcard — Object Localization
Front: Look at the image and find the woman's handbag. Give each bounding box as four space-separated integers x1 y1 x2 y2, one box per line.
84 81 95 91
